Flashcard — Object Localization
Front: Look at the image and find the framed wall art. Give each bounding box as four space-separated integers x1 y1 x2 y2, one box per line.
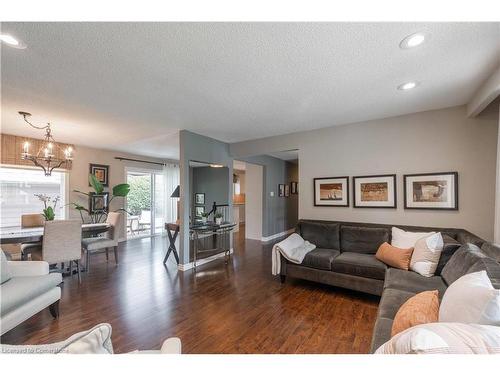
404 172 458 210
89 164 109 187
313 177 349 207
353 174 396 208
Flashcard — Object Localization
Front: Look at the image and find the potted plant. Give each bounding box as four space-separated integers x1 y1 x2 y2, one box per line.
214 212 223 225
70 174 130 223
34 194 60 221
201 212 209 223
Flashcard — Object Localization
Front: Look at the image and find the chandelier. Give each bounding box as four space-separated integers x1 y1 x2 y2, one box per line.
19 111 73 176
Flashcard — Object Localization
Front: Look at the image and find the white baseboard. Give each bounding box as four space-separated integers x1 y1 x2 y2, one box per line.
261 228 295 243
177 249 234 271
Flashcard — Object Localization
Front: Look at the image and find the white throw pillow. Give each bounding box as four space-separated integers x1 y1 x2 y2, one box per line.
375 322 500 354
439 271 500 325
391 227 435 249
410 233 444 277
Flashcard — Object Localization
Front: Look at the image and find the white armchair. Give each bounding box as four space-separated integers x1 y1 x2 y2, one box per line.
1 251 62 335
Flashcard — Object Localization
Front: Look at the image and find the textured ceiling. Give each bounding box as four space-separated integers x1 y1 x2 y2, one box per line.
1 22 499 159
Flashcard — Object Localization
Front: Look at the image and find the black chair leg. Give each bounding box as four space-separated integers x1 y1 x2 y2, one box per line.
49 300 60 318
113 246 118 265
76 260 81 284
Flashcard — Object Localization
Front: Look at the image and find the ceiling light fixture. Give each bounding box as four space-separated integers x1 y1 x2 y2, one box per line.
399 32 426 49
18 111 74 176
0 34 27 49
397 81 419 91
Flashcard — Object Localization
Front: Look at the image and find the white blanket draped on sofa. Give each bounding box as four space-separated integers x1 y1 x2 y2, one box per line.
271 233 316 275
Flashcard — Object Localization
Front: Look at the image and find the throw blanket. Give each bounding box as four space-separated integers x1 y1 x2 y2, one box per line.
271 233 316 275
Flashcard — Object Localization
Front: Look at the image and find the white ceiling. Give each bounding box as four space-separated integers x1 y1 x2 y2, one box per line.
1 22 499 160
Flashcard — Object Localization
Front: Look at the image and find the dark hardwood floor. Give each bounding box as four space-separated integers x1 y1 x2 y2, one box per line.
1 225 380 353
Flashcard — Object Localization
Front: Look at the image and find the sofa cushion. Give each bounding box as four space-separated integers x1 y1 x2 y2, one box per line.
441 243 491 286
377 288 416 320
331 252 387 280
301 248 340 270
1 250 11 285
299 221 340 250
435 235 462 275
383 268 448 296
467 258 500 289
480 242 500 263
340 226 390 254
375 242 413 270
0 273 62 315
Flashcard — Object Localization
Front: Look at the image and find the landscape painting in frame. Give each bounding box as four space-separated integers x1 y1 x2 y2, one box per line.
314 177 349 206
404 172 458 210
353 174 396 208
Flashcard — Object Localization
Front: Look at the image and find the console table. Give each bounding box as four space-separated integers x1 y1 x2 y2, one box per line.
190 222 237 270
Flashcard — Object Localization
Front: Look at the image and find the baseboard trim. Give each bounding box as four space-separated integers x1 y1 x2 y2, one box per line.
261 229 294 243
177 249 234 272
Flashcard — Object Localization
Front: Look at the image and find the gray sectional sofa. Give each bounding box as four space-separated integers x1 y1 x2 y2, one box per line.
278 219 500 353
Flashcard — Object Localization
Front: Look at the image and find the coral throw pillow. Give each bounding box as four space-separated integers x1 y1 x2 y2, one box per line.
391 290 440 337
375 242 414 270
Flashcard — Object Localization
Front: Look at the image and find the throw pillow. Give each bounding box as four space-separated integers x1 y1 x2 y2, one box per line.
375 242 413 270
410 233 444 277
391 290 439 337
439 271 500 325
1 250 11 284
391 227 435 249
376 322 500 354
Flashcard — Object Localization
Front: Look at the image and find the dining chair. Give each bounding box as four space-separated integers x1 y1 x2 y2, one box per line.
81 212 122 272
20 214 45 260
28 219 83 283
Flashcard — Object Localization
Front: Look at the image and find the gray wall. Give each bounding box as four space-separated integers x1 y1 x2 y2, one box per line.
230 105 498 240
286 161 299 229
192 166 230 216
179 130 233 265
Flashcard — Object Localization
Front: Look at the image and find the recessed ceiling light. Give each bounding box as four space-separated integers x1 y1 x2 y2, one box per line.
399 32 426 49
0 34 27 49
397 81 419 91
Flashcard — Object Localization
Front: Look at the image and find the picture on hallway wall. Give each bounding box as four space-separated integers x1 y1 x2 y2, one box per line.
278 184 285 197
291 181 298 194
314 177 349 206
195 206 205 218
285 184 290 197
404 172 458 210
194 193 205 205
353 174 396 208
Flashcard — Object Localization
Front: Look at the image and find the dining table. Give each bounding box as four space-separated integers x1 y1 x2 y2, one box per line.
0 223 111 245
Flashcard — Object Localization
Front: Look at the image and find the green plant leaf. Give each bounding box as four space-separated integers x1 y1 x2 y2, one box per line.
43 206 55 221
70 202 90 213
113 183 130 197
89 173 104 194
72 189 90 196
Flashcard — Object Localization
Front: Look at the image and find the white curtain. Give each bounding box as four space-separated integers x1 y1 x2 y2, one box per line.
162 163 180 227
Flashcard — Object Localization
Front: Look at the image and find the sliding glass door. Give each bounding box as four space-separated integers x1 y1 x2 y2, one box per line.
125 165 178 239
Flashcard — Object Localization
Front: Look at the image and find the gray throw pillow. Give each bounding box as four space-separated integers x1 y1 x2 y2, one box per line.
1 250 12 285
441 243 489 286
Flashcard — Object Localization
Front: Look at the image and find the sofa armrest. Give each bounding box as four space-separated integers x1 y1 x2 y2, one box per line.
160 338 181 354
7 261 49 277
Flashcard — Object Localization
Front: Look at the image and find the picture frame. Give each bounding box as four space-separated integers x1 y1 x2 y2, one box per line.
278 184 285 197
404 172 458 210
194 193 205 205
291 181 298 194
313 177 349 207
353 174 397 208
89 164 109 187
195 206 205 218
284 184 290 197
89 192 109 213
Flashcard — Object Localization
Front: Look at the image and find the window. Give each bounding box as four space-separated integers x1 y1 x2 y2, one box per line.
0 167 67 228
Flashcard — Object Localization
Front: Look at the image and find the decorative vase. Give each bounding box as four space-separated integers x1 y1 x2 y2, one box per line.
215 217 222 225
202 217 207 223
